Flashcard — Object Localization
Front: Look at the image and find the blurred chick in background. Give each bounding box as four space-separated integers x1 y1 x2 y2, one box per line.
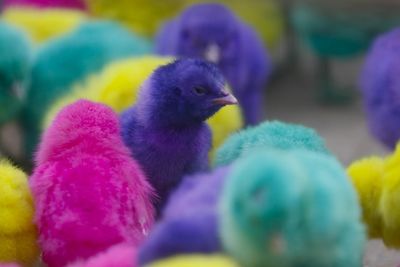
139 167 229 265
360 27 400 150
220 149 365 267
30 100 155 267
85 0 284 50
215 120 330 167
2 7 87 44
3 0 86 9
156 3 271 125
0 160 39 266
146 255 239 267
68 243 137 267
292 0 400 103
348 144 400 248
0 22 31 126
43 56 243 158
22 20 152 159
120 59 238 213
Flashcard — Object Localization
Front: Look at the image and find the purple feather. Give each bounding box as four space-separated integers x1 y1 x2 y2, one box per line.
155 3 271 125
360 28 400 149
138 166 230 265
120 59 237 213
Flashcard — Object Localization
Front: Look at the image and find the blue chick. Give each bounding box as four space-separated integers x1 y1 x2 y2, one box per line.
21 20 152 158
156 3 271 125
138 166 230 265
120 58 237 213
220 149 366 267
214 120 330 167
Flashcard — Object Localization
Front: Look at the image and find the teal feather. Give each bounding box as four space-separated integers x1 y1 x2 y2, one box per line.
214 120 329 167
0 22 31 125
21 20 152 157
219 149 366 267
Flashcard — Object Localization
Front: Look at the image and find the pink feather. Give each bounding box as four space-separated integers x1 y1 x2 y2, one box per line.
3 0 86 9
68 243 137 267
30 100 155 267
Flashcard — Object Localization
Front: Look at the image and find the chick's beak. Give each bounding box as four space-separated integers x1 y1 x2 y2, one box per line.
212 93 238 106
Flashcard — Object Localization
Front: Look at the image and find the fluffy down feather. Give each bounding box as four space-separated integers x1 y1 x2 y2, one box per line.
21 20 152 157
145 254 239 267
348 144 400 248
0 160 39 266
43 56 243 158
138 167 229 265
220 149 365 267
215 120 329 166
29 100 155 267
360 27 400 149
68 243 137 267
2 7 87 44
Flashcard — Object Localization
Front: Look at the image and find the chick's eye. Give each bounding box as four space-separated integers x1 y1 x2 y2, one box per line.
193 86 207 96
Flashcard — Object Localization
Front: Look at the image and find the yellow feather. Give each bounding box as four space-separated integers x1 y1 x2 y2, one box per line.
0 160 39 266
145 254 239 267
2 7 86 44
43 56 243 157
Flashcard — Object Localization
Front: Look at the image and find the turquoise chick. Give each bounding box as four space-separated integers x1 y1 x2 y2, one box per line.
291 1 400 103
219 149 366 267
0 22 31 125
21 20 152 159
214 120 329 167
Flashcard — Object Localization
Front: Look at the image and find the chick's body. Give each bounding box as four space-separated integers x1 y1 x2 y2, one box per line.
0 161 39 266
146 254 239 267
120 59 237 212
138 167 229 265
30 100 154 267
347 144 400 247
220 149 365 267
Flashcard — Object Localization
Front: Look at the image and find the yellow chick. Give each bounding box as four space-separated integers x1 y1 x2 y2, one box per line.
347 143 400 248
145 254 239 267
43 56 243 157
0 160 39 266
2 7 86 44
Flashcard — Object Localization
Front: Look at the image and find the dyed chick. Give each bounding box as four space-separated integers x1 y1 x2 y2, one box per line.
30 100 155 267
0 22 31 126
215 120 330 167
156 3 271 125
360 27 400 149
220 149 365 267
22 20 152 157
120 59 237 212
0 160 39 266
43 56 243 158
68 243 137 267
347 143 400 248
2 7 87 44
145 254 239 267
139 167 229 265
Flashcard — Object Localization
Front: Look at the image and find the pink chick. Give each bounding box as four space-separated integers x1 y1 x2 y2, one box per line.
68 243 137 267
29 99 155 267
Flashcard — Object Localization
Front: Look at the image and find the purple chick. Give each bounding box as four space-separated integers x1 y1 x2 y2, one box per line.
138 166 230 265
156 3 271 125
120 59 237 213
360 28 400 149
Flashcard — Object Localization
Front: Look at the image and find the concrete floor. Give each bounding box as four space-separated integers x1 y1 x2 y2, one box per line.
265 58 399 266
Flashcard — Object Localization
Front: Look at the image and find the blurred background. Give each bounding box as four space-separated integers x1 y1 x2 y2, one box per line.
1 0 400 265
